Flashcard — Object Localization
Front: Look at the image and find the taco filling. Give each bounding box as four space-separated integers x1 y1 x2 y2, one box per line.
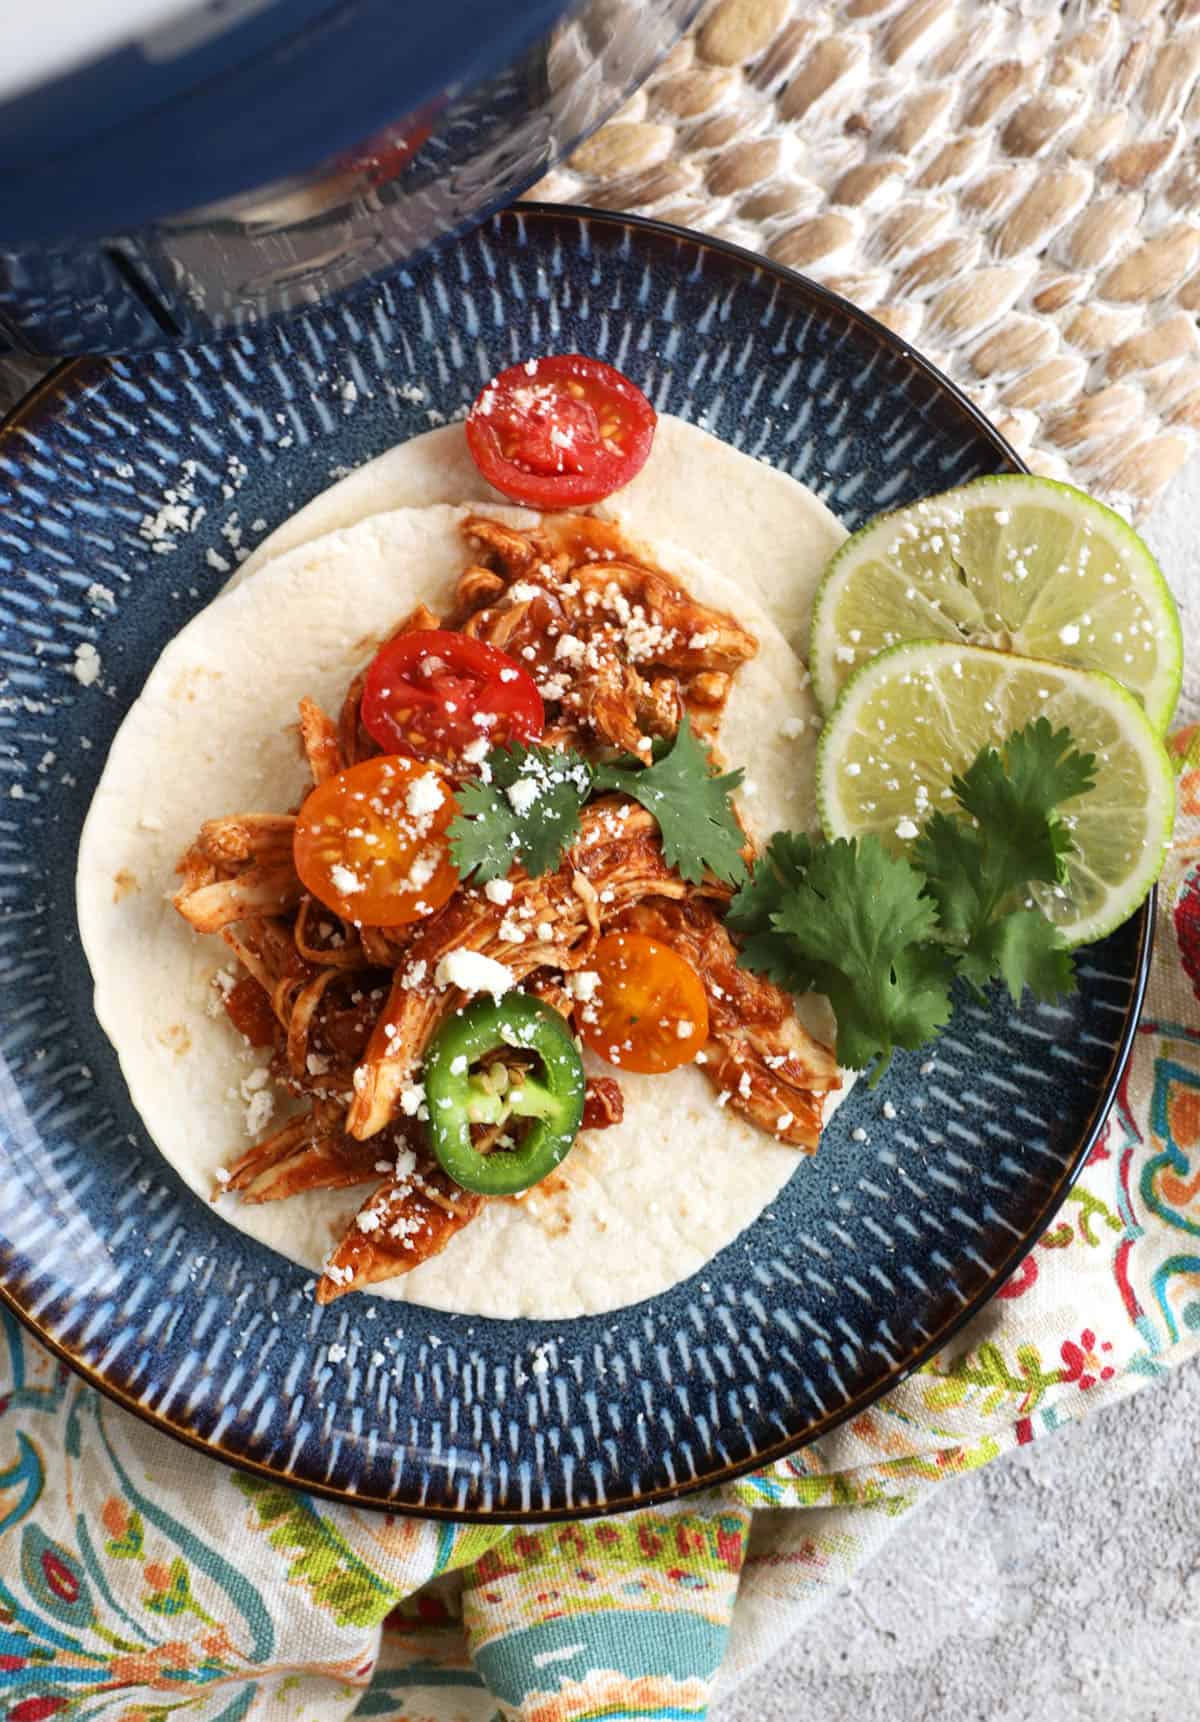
172 511 840 1302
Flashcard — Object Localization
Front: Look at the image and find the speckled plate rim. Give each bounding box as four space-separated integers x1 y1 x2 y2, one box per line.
0 205 1158 1520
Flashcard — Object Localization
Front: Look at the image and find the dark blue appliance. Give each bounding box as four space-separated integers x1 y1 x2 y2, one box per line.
0 0 697 354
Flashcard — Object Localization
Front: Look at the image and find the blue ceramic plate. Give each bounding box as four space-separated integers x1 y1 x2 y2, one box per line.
0 207 1150 1520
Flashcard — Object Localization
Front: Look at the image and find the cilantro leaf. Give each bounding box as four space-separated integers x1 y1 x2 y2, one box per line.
997 717 1097 817
949 719 1096 904
959 908 1076 1006
593 717 747 886
728 832 820 988
734 835 955 1080
449 779 520 883
910 810 984 942
913 719 1089 1004
448 743 593 883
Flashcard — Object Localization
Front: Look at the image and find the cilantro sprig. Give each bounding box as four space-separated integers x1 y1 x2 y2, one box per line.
594 718 747 886
730 720 1096 1082
728 832 956 1075
447 718 747 887
449 743 593 883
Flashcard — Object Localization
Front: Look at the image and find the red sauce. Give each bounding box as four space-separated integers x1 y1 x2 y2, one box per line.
223 976 278 1047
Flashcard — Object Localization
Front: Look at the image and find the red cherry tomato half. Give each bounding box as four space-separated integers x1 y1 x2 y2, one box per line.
293 755 459 927
465 354 657 508
360 630 544 765
336 99 442 184
578 933 710 1075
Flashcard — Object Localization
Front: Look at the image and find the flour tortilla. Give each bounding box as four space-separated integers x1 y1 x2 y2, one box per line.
236 415 846 655
80 455 850 1318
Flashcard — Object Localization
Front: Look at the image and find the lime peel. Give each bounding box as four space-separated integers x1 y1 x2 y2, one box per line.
810 474 1182 735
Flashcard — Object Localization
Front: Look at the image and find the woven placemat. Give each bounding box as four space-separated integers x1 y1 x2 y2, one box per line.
534 0 1200 520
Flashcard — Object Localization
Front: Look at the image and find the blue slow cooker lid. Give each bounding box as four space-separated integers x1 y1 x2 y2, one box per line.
0 0 572 245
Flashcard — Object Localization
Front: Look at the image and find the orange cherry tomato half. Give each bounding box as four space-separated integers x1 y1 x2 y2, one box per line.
293 755 459 927
361 629 544 766
465 354 657 508
578 933 710 1075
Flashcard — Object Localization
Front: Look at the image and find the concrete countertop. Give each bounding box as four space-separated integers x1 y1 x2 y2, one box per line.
716 1357 1200 1722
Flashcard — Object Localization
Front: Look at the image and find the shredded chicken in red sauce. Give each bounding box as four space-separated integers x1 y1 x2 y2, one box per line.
173 514 836 1301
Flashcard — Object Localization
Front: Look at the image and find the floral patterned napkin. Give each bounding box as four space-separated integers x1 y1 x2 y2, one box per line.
3 727 1198 1722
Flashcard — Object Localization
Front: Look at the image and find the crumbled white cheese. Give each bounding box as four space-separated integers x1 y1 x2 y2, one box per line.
536 920 554 942
404 850 438 892
484 878 514 905
399 1082 426 1116
567 970 599 1001
895 818 919 841
463 736 490 766
330 862 363 895
1058 622 1081 645
242 1084 274 1137
507 779 541 817
388 1212 422 1243
406 772 444 817
72 642 102 686
676 1020 694 1038
435 949 514 999
555 633 587 665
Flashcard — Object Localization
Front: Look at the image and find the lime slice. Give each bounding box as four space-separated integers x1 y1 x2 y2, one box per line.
817 640 1174 947
809 475 1182 734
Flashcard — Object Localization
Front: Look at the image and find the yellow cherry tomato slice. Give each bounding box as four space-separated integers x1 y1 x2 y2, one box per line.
293 755 458 927
579 932 709 1074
